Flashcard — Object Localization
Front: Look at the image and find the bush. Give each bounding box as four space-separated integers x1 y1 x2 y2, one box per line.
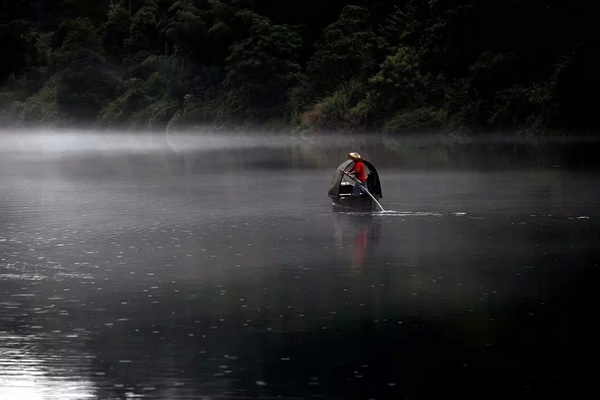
300 79 369 130
383 107 447 133
13 76 63 124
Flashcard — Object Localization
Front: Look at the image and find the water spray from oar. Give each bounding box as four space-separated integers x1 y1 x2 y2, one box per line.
339 169 386 212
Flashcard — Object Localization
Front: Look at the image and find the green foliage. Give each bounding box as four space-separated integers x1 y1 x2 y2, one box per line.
208 21 234 40
167 64 225 128
104 5 132 60
0 20 46 80
56 64 118 122
488 86 532 127
306 5 385 95
54 17 105 65
0 0 597 132
300 79 369 130
285 78 312 124
127 5 161 54
48 17 116 122
380 1 475 76
467 52 522 95
456 51 524 126
99 55 206 128
99 78 145 125
161 0 208 59
100 76 180 128
132 95 180 128
203 1 237 61
12 77 63 124
168 93 215 129
377 2 420 46
369 46 424 111
439 79 476 129
545 43 600 129
210 0 235 21
59 0 111 24
383 107 448 133
220 11 303 123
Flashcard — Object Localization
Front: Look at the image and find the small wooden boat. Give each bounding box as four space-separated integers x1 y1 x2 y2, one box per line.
328 159 383 211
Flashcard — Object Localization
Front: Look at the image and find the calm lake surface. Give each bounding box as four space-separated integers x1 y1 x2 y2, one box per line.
1 130 599 399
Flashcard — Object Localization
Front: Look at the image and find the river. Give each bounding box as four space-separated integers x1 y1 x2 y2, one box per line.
1 129 598 399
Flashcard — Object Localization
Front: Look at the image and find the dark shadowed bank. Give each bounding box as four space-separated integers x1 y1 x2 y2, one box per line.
1 0 599 135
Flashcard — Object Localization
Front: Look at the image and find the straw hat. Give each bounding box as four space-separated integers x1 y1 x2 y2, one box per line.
346 152 362 161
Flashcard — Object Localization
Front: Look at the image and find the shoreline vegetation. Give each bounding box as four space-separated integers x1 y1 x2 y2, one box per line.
1 1 598 136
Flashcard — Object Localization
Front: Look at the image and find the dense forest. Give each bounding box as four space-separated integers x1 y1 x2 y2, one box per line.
0 0 597 134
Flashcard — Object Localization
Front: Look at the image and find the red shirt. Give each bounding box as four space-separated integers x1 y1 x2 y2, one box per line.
352 161 367 182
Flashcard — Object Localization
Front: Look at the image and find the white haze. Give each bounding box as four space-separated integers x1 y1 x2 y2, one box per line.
2 128 597 164
0 128 375 157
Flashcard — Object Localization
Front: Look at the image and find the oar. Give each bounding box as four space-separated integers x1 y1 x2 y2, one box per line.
339 169 385 212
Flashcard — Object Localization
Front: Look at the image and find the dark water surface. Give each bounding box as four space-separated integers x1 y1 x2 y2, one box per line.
1 131 599 399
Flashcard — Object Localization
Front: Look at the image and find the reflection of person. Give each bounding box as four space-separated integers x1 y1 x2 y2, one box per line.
347 152 367 196
355 226 367 267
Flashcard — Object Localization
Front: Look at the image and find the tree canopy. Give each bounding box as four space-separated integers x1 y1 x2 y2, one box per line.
0 0 597 134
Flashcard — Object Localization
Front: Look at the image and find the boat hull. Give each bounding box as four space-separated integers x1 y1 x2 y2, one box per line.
330 195 377 211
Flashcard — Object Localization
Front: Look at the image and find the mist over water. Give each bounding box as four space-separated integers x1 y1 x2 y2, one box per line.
1 129 599 399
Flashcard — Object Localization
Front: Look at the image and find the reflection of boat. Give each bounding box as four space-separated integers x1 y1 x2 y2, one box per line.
332 212 382 267
328 159 383 211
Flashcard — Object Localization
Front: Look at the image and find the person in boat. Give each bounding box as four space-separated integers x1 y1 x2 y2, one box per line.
347 152 367 196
